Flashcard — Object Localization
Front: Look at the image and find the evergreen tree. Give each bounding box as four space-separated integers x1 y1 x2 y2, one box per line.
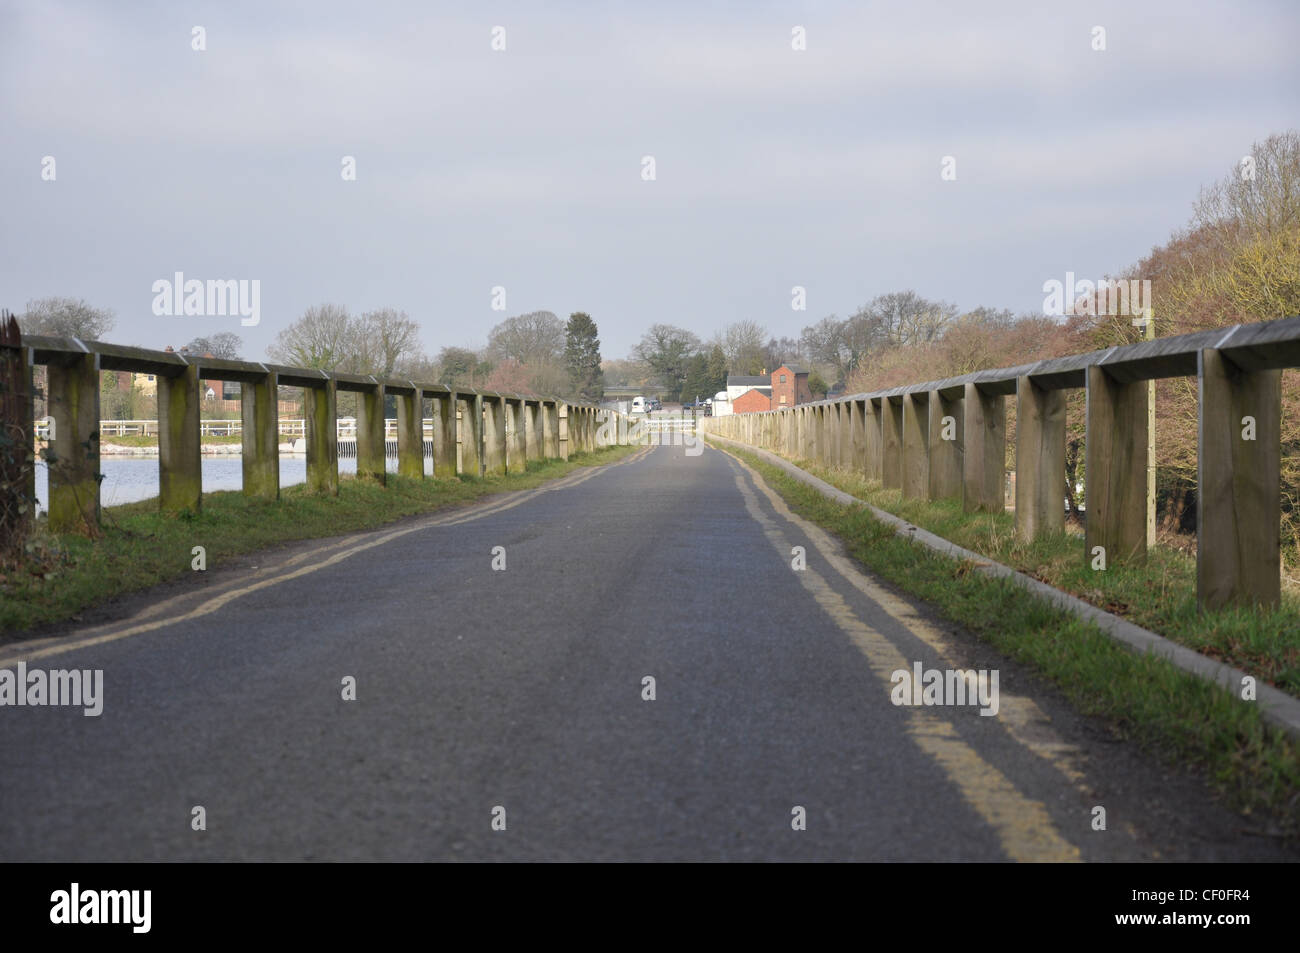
705 344 728 396
564 312 604 400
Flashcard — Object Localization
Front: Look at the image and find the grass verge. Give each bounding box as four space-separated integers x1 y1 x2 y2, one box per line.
775 455 1300 696
1 445 637 635
719 442 1300 832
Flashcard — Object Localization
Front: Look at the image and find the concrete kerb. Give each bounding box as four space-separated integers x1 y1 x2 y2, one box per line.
704 432 1300 742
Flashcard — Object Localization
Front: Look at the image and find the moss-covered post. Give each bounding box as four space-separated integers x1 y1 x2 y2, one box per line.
459 391 482 476
1197 348 1281 610
504 397 526 474
356 382 387 485
241 370 279 500
482 394 506 475
0 319 36 544
558 403 570 460
524 400 540 462
47 351 101 533
542 401 559 458
305 379 338 496
430 386 457 479
157 363 203 513
396 387 424 479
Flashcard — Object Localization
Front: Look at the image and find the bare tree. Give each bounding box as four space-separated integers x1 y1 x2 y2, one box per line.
763 335 805 372
354 308 424 377
21 297 116 340
800 314 878 385
266 303 353 370
862 291 959 348
1196 129 1300 240
486 311 566 368
723 320 768 375
183 332 243 359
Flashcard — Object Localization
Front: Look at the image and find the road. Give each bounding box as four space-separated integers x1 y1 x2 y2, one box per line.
1 441 1295 861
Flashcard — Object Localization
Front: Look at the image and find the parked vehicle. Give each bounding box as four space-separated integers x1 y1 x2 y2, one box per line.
631 396 648 414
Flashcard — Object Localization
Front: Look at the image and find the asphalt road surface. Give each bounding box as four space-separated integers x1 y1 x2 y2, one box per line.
2 441 1296 861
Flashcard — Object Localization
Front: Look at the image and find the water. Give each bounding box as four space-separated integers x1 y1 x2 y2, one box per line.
33 454 424 514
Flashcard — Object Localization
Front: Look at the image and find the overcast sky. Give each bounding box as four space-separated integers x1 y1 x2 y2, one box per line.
2 0 1297 362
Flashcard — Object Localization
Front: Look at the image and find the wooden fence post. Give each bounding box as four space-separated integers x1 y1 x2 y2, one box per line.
1197 348 1281 610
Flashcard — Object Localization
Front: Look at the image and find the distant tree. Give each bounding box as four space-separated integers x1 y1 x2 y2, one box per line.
481 358 533 395
679 353 712 405
182 332 243 360
705 344 728 396
723 320 768 375
958 306 1017 328
564 312 604 400
1195 129 1300 242
807 370 829 399
434 346 485 387
763 335 804 372
487 311 565 367
266 304 353 370
864 290 959 348
21 297 116 340
632 324 701 400
601 357 651 388
354 308 424 377
100 371 133 420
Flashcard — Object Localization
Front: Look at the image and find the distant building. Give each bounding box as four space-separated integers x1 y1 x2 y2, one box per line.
732 387 772 414
132 372 158 397
770 364 812 408
725 374 769 402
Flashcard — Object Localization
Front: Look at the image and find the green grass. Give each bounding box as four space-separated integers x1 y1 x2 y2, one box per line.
0 445 637 635
772 455 1300 697
719 442 1300 831
98 433 244 446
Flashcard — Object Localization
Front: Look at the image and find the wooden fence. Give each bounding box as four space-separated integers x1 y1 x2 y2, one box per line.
701 314 1300 612
6 331 627 537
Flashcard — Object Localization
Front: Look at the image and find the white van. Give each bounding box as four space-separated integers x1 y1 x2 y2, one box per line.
631 396 648 414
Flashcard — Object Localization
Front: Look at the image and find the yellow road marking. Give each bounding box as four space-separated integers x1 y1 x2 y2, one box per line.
0 447 651 668
726 449 1091 791
725 457 1081 863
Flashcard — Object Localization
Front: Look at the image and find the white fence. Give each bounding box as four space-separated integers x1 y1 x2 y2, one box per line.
40 419 440 440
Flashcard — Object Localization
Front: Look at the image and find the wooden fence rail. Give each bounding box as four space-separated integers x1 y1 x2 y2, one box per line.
700 314 1300 612
12 331 628 537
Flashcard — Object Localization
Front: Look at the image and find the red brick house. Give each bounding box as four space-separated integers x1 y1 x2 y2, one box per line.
770 364 811 408
732 387 772 414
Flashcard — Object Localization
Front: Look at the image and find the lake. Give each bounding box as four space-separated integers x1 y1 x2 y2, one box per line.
32 454 427 514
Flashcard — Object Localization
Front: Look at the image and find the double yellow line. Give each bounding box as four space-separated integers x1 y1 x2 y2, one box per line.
0 448 651 669
722 449 1084 863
